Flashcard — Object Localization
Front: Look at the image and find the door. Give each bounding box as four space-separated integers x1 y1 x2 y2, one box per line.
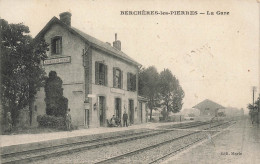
129 100 134 124
99 96 106 127
139 102 143 123
115 98 121 121
85 109 89 128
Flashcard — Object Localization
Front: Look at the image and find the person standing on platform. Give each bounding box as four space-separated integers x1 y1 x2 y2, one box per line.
123 111 128 127
65 108 72 131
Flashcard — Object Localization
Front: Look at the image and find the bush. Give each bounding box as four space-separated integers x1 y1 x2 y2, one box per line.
71 124 78 130
37 114 65 130
45 71 68 117
188 113 195 117
159 116 173 122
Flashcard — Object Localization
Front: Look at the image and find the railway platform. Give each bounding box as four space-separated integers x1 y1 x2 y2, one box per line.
0 119 233 163
0 121 192 152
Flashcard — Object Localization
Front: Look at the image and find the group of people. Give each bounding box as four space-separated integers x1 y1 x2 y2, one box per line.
5 109 130 131
110 111 128 127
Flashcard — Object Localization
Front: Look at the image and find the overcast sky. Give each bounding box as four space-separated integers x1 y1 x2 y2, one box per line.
1 0 259 112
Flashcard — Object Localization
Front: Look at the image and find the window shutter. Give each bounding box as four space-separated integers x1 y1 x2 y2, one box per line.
133 74 136 91
95 62 99 84
113 68 116 87
114 98 116 115
119 99 121 120
121 71 123 89
104 65 108 86
60 37 62 54
51 38 54 54
127 73 130 91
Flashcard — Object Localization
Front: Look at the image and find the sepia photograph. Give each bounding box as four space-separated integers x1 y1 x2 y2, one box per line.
0 0 259 163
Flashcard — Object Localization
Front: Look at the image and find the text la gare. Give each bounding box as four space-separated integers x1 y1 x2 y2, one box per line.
207 11 229 15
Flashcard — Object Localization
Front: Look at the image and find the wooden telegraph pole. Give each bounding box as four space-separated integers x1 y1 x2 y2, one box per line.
252 86 256 105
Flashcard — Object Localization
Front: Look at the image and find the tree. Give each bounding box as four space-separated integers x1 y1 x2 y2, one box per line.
44 71 68 117
0 19 48 126
248 94 260 124
138 66 160 120
159 69 184 120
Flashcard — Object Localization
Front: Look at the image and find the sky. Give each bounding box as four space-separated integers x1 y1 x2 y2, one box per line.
0 0 259 112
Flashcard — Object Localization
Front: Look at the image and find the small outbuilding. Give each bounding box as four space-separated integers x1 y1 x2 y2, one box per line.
193 99 225 117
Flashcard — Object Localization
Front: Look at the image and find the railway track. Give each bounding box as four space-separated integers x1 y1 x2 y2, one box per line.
94 121 233 164
0 121 223 164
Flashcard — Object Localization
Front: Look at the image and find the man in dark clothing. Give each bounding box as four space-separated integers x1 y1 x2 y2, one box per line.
123 111 128 127
65 109 72 131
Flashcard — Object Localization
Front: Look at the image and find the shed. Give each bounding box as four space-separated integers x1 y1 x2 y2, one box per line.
193 99 225 117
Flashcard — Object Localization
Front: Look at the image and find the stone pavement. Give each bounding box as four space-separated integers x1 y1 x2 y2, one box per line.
163 116 260 164
0 121 188 148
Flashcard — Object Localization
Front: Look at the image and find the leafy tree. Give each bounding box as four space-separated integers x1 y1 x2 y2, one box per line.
159 69 184 120
248 94 260 124
0 19 48 126
44 71 68 117
138 66 160 120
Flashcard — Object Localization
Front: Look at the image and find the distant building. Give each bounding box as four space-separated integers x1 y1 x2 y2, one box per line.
180 108 200 117
33 12 145 128
219 107 244 117
192 99 225 117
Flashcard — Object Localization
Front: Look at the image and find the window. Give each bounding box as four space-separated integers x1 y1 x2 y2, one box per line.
51 36 62 55
127 73 136 91
113 68 123 89
95 62 107 86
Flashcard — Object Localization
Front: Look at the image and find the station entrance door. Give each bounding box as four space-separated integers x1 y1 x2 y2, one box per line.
115 98 122 121
129 100 134 124
99 96 106 127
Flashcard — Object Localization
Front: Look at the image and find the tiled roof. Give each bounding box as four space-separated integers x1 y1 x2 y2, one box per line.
35 17 141 66
193 99 225 110
71 27 141 66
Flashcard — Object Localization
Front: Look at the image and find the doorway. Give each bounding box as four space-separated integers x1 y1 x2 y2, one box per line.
115 98 122 121
139 102 143 123
85 109 89 128
99 96 106 127
129 100 134 124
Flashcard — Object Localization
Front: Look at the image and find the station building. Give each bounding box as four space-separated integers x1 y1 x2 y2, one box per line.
34 12 147 128
192 99 225 117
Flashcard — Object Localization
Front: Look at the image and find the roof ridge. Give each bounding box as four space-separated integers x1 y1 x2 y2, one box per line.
34 16 141 67
70 27 140 66
193 99 225 109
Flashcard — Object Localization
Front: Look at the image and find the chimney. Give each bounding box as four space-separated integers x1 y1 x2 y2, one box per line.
113 33 121 51
59 12 72 26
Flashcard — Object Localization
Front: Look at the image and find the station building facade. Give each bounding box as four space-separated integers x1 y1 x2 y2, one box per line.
34 12 146 128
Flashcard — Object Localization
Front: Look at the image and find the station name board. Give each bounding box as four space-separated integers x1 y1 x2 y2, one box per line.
111 88 125 95
43 56 71 65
